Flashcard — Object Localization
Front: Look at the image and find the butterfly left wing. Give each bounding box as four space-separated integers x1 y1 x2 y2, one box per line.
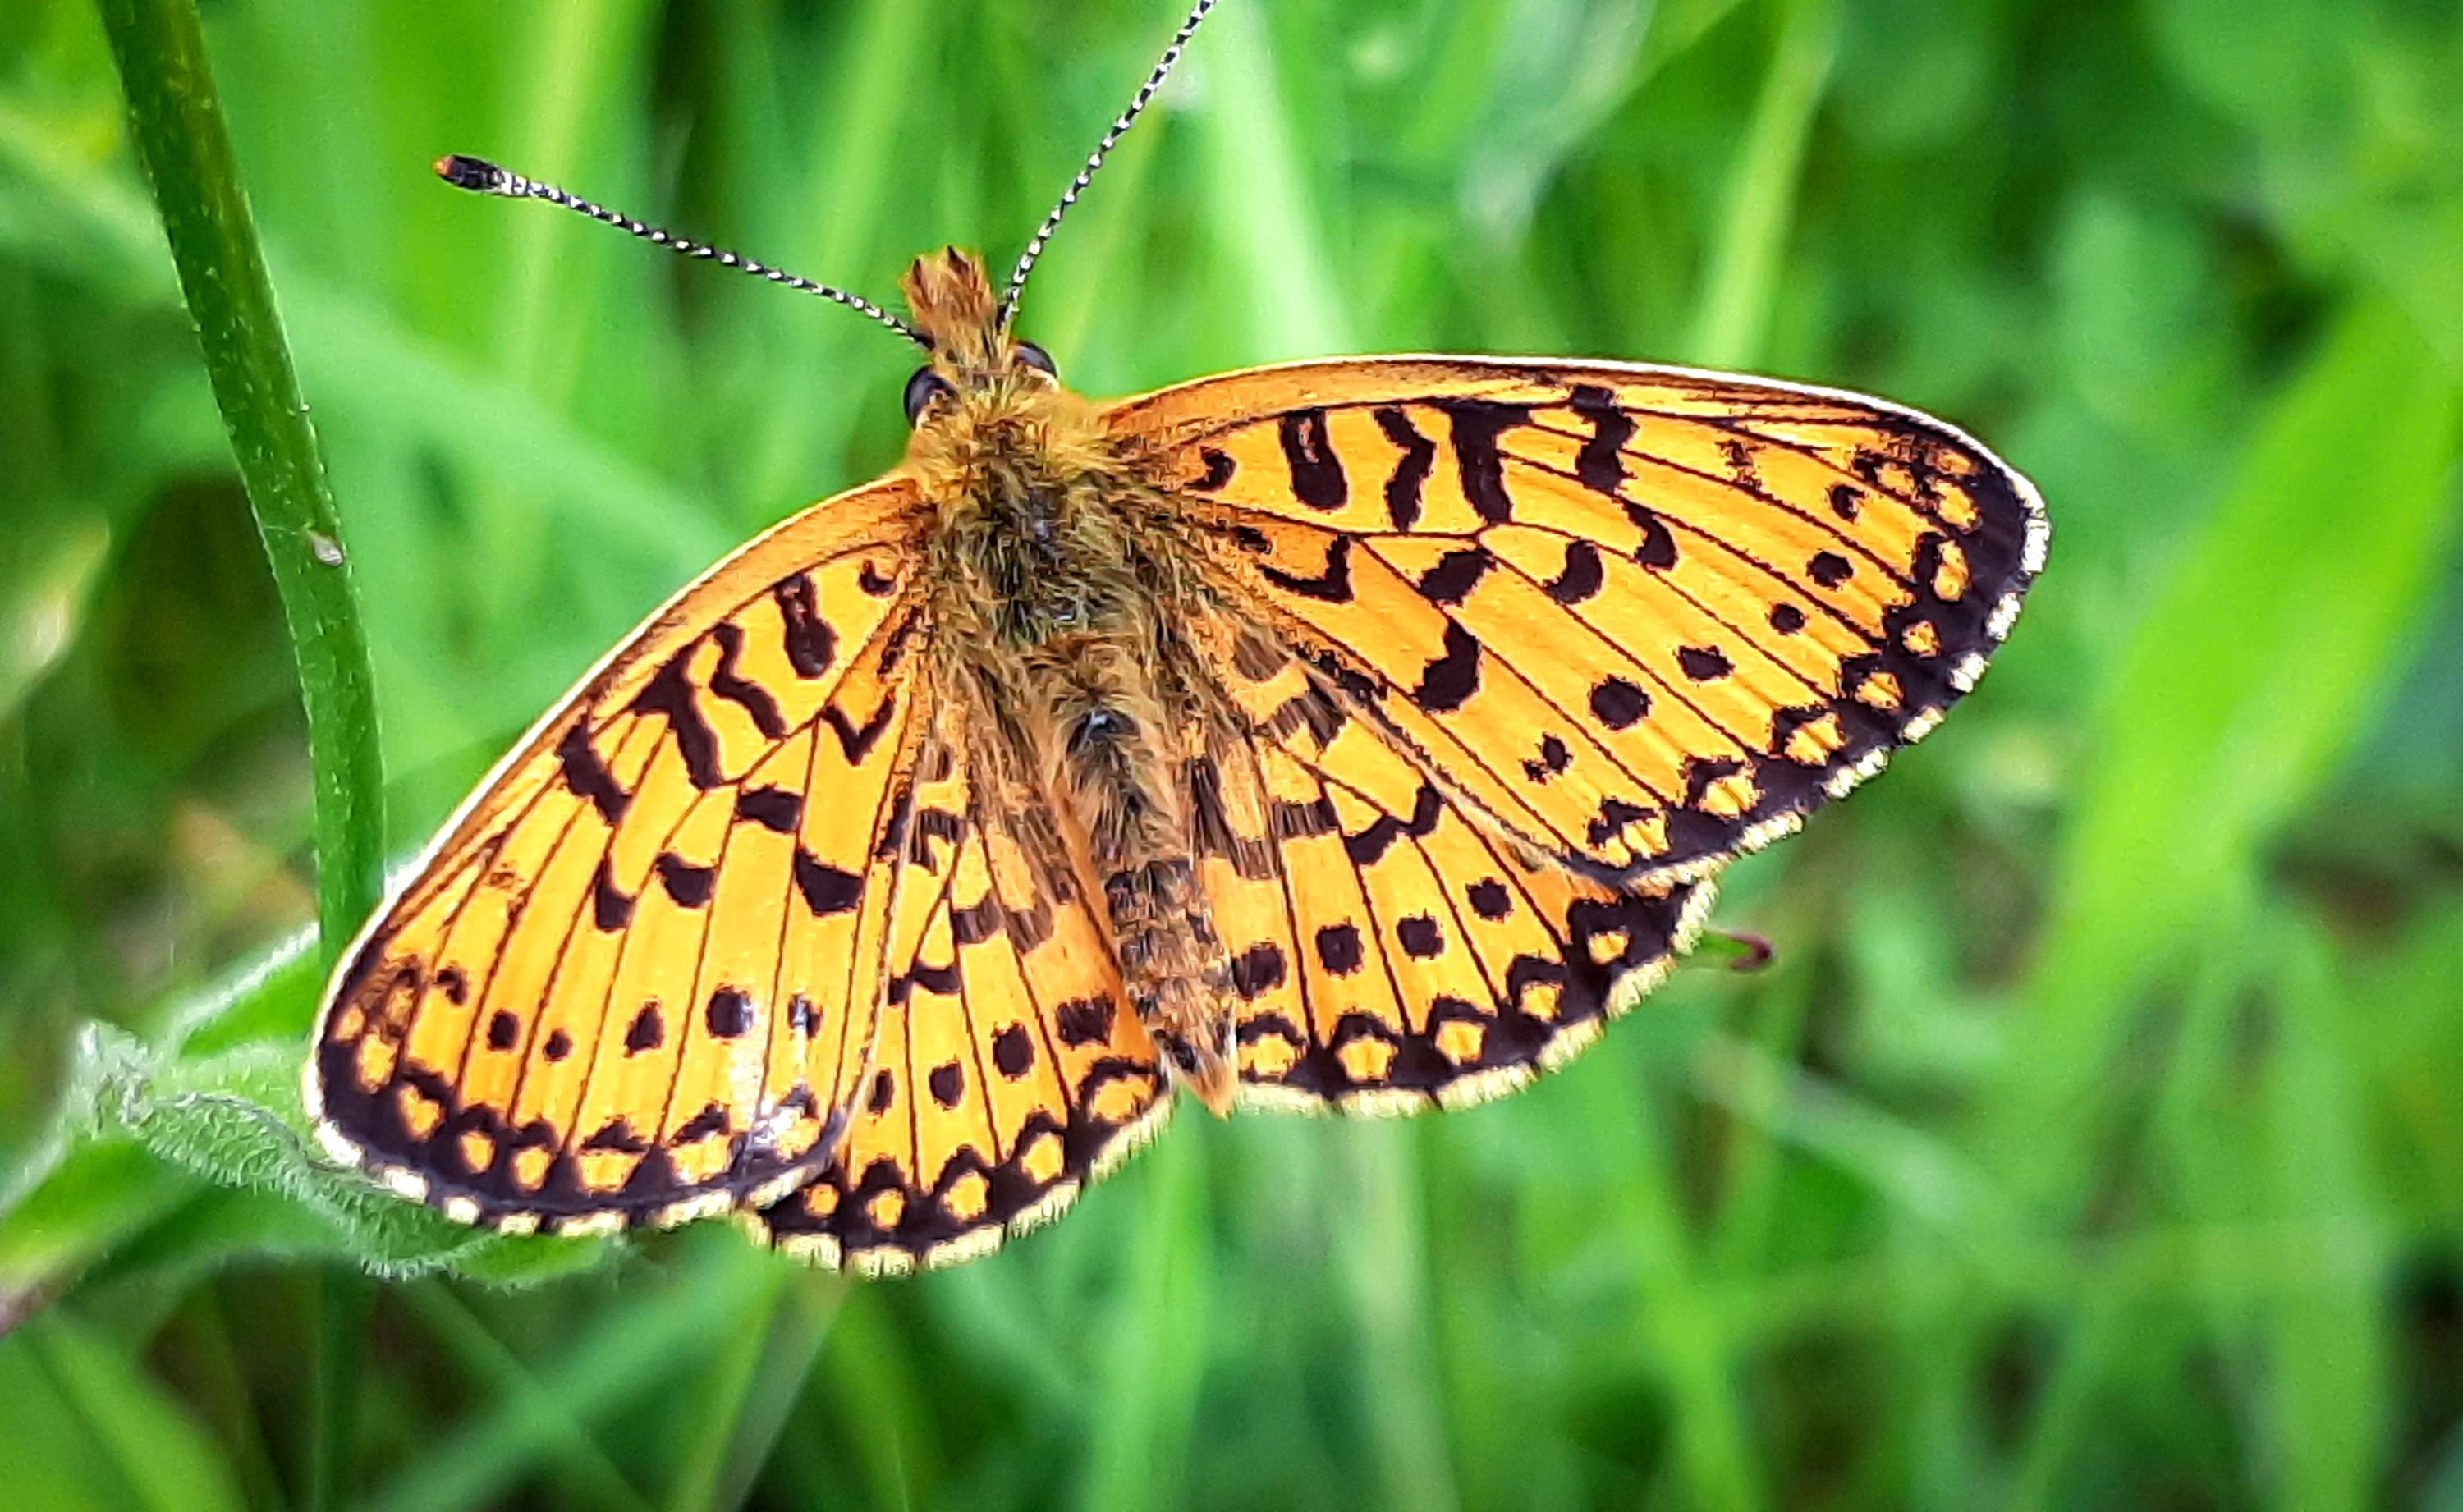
310 477 930 1234
744 716 1171 1274
1106 357 2047 888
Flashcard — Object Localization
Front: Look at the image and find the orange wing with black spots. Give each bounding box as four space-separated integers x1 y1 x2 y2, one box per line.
745 721 1170 1274
1181 612 1713 1112
309 479 931 1235
1108 357 2047 887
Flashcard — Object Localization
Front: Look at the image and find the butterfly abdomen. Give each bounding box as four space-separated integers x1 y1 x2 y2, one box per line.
910 380 1243 1113
1020 626 1240 1112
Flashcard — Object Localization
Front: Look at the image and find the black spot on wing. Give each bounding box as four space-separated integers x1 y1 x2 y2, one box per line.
1228 628 1286 684
1626 503 1678 570
823 694 898 763
1437 399 1529 524
1194 447 1236 491
1055 997 1115 1047
889 953 961 1004
632 650 723 790
591 858 635 931
1396 915 1444 959
899 808 965 870
1524 734 1571 781
1414 548 1491 607
1374 406 1435 529
708 622 786 738
1279 409 1347 509
991 1024 1036 1078
951 896 1002 946
1589 677 1651 730
735 785 801 833
583 1116 649 1153
1568 384 1632 497
1677 645 1734 682
673 1102 731 1143
1544 540 1604 604
654 852 715 908
1259 534 1355 603
1410 623 1483 713
1265 686 1347 748
1315 923 1365 976
1342 785 1444 866
793 848 863 916
1587 796 1655 849
1232 942 1288 999
557 725 631 824
706 987 754 1039
772 573 837 677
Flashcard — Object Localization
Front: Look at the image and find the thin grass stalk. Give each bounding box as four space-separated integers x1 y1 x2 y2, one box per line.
94 0 385 967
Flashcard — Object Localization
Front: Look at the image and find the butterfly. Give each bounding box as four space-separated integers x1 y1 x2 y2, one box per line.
307 0 2046 1275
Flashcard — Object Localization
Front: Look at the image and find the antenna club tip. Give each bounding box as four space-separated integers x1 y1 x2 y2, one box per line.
433 154 509 193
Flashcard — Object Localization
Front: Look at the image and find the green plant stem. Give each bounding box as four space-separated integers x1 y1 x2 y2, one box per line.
94 0 384 966
307 1270 369 1512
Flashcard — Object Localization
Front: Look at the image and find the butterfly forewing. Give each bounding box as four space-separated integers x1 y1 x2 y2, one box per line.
1107 357 2048 887
310 479 931 1232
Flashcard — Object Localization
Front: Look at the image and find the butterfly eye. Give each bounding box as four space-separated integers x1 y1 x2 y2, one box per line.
1014 341 1058 380
903 368 956 426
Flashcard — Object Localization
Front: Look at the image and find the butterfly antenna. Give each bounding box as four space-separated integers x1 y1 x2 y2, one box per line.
432 154 933 351
997 0 1218 331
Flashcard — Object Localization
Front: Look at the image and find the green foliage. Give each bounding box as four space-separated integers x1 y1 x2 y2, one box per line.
2 0 2460 1508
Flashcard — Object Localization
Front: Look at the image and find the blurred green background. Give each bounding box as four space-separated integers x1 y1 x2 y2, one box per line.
5 0 2463 1507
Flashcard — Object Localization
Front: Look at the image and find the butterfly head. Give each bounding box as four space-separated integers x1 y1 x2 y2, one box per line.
898 247 1062 428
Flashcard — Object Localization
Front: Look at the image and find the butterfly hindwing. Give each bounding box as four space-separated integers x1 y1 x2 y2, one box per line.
310 479 929 1233
1181 612 1713 1113
745 725 1172 1274
1108 358 2047 886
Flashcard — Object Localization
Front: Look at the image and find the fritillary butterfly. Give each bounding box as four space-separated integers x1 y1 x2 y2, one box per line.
307 0 2047 1274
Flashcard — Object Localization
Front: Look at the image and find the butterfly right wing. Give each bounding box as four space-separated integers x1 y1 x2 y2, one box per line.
310 476 932 1235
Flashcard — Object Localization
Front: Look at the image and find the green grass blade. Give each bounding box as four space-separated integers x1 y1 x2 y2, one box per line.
7 1315 250 1512
1683 0 1839 369
94 0 384 964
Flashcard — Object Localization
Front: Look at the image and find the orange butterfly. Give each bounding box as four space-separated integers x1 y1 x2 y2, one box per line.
308 0 2046 1274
